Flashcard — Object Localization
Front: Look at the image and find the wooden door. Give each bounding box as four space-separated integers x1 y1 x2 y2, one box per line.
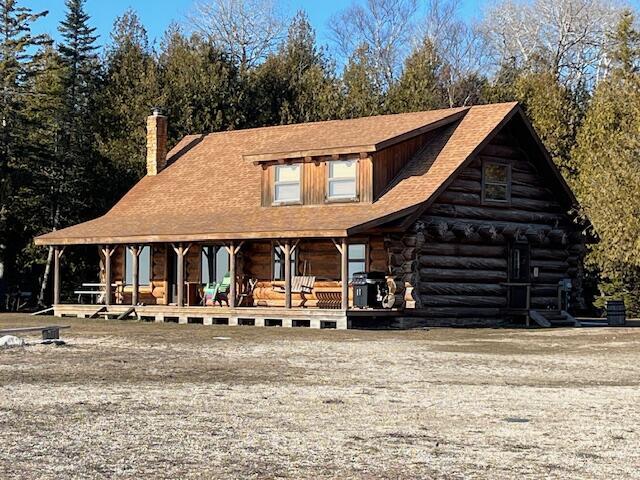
507 242 530 309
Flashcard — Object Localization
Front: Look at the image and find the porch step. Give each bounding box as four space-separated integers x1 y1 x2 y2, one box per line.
529 310 580 328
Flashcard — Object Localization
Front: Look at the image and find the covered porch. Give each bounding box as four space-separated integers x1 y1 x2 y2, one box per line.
50 235 401 329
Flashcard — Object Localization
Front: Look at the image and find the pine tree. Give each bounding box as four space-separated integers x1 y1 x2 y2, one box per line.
386 39 446 113
340 44 382 118
487 64 582 181
573 10 640 314
98 9 159 186
0 0 48 308
250 11 341 125
159 25 242 142
56 0 101 218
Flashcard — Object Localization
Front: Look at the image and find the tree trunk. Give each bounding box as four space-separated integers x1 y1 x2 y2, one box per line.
38 205 60 306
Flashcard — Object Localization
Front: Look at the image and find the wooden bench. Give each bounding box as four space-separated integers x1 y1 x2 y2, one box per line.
273 276 316 307
0 325 71 340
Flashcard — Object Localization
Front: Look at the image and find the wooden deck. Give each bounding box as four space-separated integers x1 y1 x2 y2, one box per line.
53 304 353 329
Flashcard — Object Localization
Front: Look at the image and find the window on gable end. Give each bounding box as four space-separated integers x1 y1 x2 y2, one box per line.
482 161 511 204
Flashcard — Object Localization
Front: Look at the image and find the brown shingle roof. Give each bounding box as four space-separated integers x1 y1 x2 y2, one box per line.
35 102 519 245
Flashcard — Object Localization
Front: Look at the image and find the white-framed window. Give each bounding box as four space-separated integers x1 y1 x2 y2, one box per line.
274 164 301 203
348 244 367 280
272 243 297 280
482 161 511 204
327 159 358 201
125 246 151 286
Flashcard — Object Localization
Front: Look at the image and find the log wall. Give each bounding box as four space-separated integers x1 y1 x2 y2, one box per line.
398 127 586 326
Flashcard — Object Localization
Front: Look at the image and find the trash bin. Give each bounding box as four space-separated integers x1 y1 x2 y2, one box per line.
606 300 626 326
352 271 387 308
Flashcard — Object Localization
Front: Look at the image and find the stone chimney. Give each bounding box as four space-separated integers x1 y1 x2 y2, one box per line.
146 107 167 176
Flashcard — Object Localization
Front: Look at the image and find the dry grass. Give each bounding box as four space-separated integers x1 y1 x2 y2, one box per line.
1 314 640 479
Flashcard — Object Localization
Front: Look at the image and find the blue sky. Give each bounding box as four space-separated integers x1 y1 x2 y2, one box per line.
27 0 482 49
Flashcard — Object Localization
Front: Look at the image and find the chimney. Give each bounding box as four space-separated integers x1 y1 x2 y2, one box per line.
146 107 167 176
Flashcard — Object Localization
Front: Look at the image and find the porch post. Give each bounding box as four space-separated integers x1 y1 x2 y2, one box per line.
229 241 236 307
341 238 349 310
284 239 292 309
176 243 185 307
130 245 140 306
53 246 62 305
104 245 112 306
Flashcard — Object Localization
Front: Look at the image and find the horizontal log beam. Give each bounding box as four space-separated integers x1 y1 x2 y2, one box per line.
419 307 502 318
420 268 507 283
418 282 505 296
421 243 507 257
419 255 507 270
427 204 564 225
435 191 563 212
419 295 507 307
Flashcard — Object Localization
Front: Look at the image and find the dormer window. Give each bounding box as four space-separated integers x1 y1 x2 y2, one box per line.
327 159 358 201
274 164 301 204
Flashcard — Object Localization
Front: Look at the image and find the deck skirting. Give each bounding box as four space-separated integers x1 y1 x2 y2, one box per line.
54 304 349 329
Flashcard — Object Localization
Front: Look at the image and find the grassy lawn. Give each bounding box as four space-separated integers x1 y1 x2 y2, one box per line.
1 313 640 479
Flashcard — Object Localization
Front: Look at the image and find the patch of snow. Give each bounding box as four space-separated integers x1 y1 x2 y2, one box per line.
0 335 25 349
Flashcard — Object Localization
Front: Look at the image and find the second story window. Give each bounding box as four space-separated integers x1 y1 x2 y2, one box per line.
274 164 301 204
327 159 357 201
482 161 511 204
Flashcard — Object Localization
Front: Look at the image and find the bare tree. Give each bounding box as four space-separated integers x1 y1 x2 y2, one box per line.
329 0 419 92
186 0 286 69
420 0 489 107
480 0 625 89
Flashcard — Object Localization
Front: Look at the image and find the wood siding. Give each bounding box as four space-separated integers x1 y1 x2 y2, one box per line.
261 157 373 207
372 132 430 199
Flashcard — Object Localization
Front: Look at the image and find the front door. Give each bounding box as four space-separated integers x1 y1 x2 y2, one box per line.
507 242 530 309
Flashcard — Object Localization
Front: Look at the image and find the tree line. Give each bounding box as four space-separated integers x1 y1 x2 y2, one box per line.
1 0 639 314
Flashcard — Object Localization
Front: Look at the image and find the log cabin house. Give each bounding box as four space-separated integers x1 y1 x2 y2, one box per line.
35 102 591 328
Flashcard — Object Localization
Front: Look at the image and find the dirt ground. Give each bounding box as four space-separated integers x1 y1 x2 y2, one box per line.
1 314 640 479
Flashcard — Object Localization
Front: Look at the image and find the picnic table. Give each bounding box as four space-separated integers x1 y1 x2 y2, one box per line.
74 283 118 304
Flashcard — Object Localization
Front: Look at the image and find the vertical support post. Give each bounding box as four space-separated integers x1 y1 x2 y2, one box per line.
341 238 349 311
284 240 292 309
176 243 184 307
53 246 61 305
229 241 236 308
104 245 112 306
130 246 140 306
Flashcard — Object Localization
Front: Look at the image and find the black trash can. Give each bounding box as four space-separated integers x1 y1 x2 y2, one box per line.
352 271 387 308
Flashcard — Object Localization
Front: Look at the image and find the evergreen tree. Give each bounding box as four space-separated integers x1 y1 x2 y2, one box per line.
573 11 640 314
386 39 446 113
98 9 159 185
250 11 341 126
487 64 582 181
20 45 65 304
56 0 101 217
159 25 242 143
0 0 48 308
340 44 383 118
